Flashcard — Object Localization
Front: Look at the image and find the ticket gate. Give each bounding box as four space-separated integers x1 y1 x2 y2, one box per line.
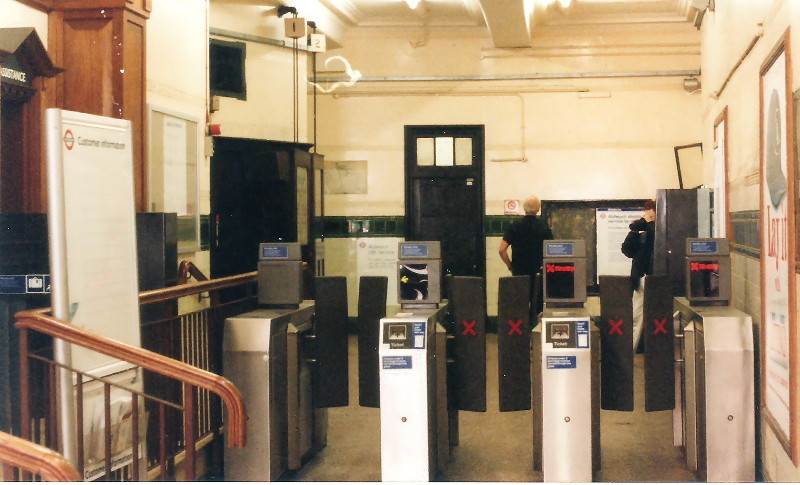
375 241 486 481
535 240 600 482
223 243 348 481
379 305 450 482
673 238 755 482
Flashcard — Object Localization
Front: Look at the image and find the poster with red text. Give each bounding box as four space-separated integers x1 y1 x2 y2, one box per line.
761 46 793 444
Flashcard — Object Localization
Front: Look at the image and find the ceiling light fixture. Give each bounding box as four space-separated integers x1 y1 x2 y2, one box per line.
405 0 422 9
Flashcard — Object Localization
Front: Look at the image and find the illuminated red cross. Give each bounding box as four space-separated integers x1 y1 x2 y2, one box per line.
507 319 523 336
653 318 668 335
608 319 624 335
462 319 477 336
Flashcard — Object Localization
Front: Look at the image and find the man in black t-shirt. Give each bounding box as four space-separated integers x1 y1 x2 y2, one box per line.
499 196 553 315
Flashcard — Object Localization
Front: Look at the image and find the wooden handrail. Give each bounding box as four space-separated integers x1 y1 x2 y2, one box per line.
140 271 257 305
177 260 210 285
0 431 82 482
14 309 247 449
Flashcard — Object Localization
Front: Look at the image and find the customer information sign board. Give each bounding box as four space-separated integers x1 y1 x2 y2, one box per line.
46 109 141 376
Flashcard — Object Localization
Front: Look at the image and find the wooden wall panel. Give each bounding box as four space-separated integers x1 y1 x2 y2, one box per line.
62 16 114 115
123 14 146 210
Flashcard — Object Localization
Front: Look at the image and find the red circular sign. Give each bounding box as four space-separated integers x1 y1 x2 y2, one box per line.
63 129 75 150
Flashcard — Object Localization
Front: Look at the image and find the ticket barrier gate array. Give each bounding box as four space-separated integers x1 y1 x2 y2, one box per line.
370 242 487 481
223 243 349 481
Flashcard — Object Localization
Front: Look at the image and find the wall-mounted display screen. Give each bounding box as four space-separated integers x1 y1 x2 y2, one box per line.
399 263 429 301
545 262 576 299
688 260 721 298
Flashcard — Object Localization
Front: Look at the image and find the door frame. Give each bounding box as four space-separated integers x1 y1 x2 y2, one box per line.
404 124 486 277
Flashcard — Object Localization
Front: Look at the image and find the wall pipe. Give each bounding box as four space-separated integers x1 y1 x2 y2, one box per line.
314 69 700 84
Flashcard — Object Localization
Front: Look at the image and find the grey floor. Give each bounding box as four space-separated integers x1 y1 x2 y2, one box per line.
289 334 697 482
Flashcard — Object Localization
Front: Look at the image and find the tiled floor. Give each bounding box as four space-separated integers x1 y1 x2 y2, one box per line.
289 334 697 482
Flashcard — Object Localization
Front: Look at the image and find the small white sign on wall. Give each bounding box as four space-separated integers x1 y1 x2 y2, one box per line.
504 199 521 215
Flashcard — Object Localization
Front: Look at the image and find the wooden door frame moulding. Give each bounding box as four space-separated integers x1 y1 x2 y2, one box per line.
713 106 731 238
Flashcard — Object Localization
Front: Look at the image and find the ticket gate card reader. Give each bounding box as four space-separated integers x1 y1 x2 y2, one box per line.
258 242 304 307
379 305 450 482
397 241 442 308
543 240 587 307
684 238 731 307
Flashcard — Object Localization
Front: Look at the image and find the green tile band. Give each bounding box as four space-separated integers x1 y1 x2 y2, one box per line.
730 210 759 259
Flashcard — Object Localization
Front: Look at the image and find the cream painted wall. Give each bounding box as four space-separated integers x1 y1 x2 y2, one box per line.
699 0 800 481
209 2 309 142
314 21 702 317
319 88 701 217
0 1 48 43
146 0 211 289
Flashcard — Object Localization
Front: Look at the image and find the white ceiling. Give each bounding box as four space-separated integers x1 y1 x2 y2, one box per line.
314 0 702 47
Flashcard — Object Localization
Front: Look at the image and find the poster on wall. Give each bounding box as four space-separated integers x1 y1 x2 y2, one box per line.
760 38 796 459
595 208 642 280
357 238 401 308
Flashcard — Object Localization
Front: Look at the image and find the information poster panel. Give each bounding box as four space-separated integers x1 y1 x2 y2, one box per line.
46 109 141 375
596 208 642 280
760 44 794 454
357 238 401 308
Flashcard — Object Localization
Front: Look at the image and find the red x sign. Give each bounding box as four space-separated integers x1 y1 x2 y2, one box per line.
653 318 668 335
609 319 624 335
507 319 523 336
462 319 477 336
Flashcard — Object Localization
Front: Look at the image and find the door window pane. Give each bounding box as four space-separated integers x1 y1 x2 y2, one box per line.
455 137 472 166
417 138 435 166
435 137 454 166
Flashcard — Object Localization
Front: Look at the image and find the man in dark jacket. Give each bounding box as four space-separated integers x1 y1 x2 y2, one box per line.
629 199 656 350
499 195 553 316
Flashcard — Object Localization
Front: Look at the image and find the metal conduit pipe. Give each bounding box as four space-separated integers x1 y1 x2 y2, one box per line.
314 69 700 83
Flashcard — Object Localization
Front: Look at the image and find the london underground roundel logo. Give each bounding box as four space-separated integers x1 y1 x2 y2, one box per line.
63 129 75 150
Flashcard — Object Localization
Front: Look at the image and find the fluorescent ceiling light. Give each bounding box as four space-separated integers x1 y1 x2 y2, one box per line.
405 0 422 8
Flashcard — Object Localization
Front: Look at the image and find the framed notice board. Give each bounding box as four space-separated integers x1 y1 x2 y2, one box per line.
148 105 201 253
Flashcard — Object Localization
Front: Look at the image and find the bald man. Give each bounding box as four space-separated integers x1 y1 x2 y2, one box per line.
499 196 553 315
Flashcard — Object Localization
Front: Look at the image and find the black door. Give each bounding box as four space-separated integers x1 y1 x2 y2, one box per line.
405 125 485 287
210 137 314 280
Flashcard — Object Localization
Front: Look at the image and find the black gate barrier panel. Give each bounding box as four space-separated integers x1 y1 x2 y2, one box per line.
497 275 531 412
357 276 387 408
313 276 349 408
643 274 675 412
449 276 486 412
598 275 634 411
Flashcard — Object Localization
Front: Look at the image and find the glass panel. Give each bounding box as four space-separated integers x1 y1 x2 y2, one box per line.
435 137 454 166
417 138 435 166
455 137 472 166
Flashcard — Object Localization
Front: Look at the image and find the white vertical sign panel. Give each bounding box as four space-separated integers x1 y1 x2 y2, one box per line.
46 109 141 376
595 208 641 280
